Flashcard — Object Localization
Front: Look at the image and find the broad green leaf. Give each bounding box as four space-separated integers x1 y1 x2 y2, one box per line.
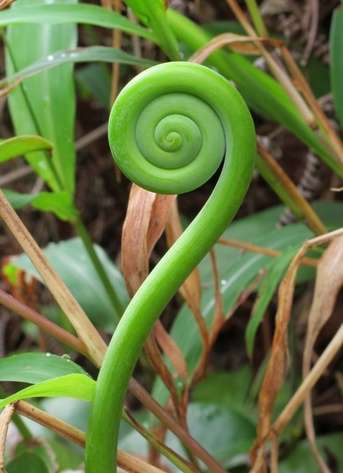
124 0 179 60
6 0 77 195
167 9 343 178
330 6 343 128
184 403 255 468
29 191 78 221
120 403 255 471
7 452 49 473
13 440 61 472
3 189 78 221
0 46 157 89
192 367 255 421
0 352 86 384
7 238 128 330
0 2 155 40
245 247 298 356
3 189 36 209
0 374 95 408
280 433 343 473
0 135 52 163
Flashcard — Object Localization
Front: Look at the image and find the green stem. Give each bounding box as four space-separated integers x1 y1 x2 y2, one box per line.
85 62 256 472
123 410 196 473
13 414 33 441
245 0 268 36
74 216 124 320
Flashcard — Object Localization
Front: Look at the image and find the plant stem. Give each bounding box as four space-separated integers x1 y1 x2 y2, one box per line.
245 0 268 36
0 189 106 366
0 289 87 356
15 401 165 473
74 216 124 320
13 413 33 441
256 143 327 235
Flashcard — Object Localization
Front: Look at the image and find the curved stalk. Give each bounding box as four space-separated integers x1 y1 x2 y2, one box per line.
85 62 256 472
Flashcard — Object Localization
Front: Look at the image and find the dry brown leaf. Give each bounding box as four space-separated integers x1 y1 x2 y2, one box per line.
190 32 283 64
121 184 156 296
252 229 343 472
121 184 184 406
165 199 201 313
121 184 176 296
154 321 188 381
303 235 343 473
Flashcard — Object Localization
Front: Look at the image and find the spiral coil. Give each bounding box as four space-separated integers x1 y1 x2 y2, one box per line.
86 62 256 473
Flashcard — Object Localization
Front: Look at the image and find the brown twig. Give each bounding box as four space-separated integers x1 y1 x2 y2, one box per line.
257 142 327 235
0 288 87 356
218 239 318 267
15 401 165 473
0 404 15 473
225 0 314 124
273 322 343 435
0 189 106 365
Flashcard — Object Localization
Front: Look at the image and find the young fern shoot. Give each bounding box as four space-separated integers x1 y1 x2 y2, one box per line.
85 62 256 472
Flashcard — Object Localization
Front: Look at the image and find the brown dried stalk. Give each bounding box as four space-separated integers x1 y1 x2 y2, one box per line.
15 401 165 473
252 228 343 472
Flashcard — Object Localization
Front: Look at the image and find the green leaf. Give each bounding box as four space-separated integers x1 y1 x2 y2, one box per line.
184 403 255 468
7 238 128 330
30 191 78 221
280 433 343 473
245 247 298 356
120 403 255 471
0 2 155 40
6 0 77 194
124 0 179 60
192 367 255 421
0 352 87 384
3 189 78 221
0 135 52 163
1 46 157 89
0 374 95 409
7 452 49 473
3 189 36 209
330 6 343 128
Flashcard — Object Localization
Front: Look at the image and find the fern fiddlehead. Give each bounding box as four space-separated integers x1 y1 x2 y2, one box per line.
85 62 256 472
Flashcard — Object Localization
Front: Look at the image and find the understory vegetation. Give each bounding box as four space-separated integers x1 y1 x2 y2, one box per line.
0 1 342 472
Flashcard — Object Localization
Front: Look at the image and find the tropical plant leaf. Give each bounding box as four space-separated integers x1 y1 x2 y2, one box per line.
5 0 77 195
7 452 50 473
0 352 86 384
5 238 128 330
330 6 343 128
3 189 78 221
0 46 157 89
0 135 52 163
280 434 343 473
0 2 155 40
0 374 95 409
124 0 179 60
